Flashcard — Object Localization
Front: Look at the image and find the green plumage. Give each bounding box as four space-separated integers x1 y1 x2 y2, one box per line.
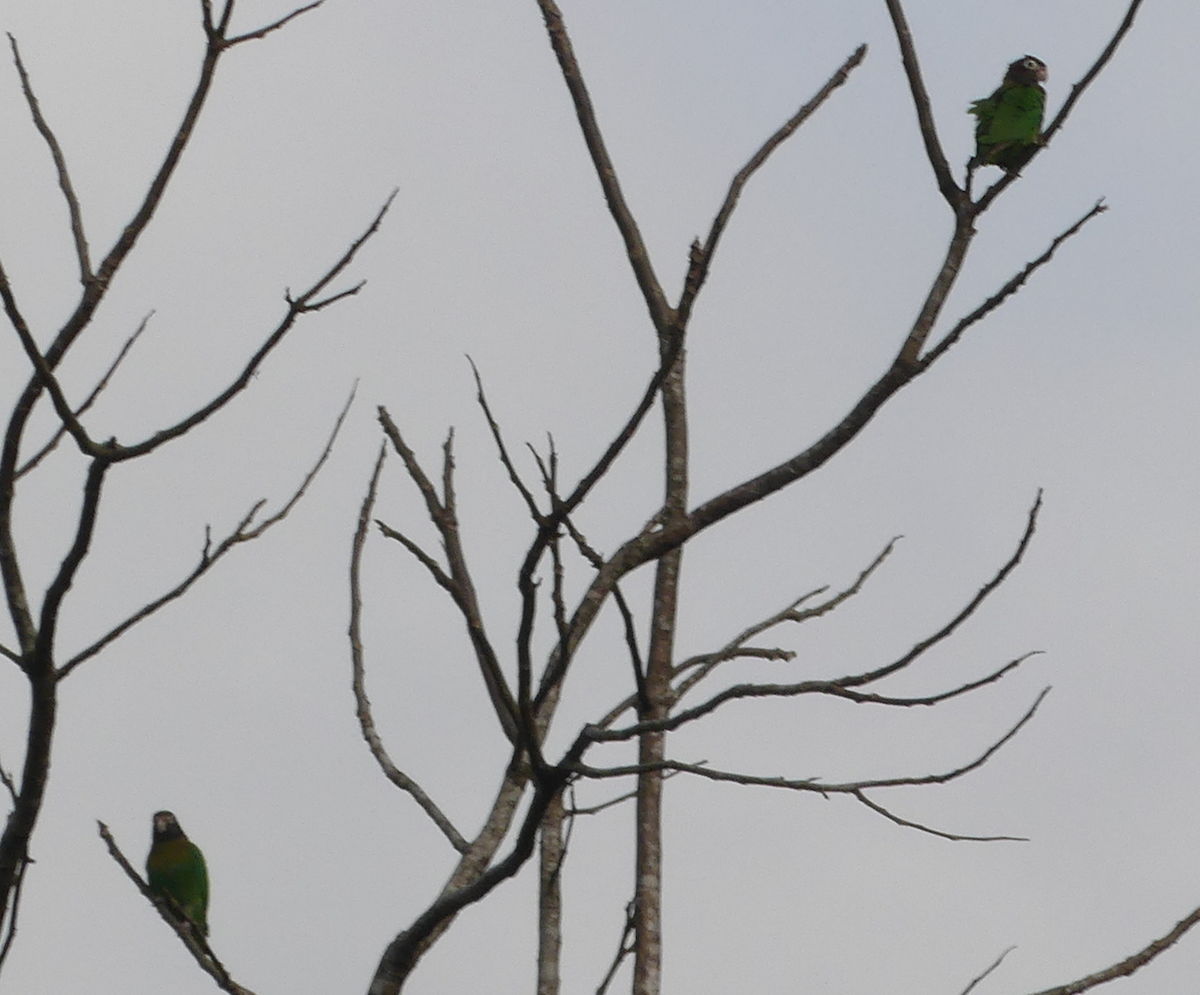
969 55 1048 173
146 811 209 937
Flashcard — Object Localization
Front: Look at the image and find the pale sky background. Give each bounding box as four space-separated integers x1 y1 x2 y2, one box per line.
0 1 1198 993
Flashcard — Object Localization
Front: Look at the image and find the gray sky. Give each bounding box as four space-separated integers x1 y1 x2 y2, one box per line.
1 1 1198 992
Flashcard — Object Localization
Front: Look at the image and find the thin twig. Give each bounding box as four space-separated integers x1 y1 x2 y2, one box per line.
375 521 453 590
919 203 1107 368
569 769 689 817
852 790 1026 842
596 900 637 995
470 358 542 521
1042 0 1145 147
956 946 1015 995
679 44 867 322
7 34 92 281
225 0 324 46
8 197 390 465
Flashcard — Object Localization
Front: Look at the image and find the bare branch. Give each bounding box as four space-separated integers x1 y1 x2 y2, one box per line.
832 493 1040 690
674 537 898 700
16 312 151 479
881 0 961 207
569 769 689 817
679 44 867 322
105 194 393 462
533 0 672 331
571 788 638 817
577 687 1050 793
1043 1 1145 147
921 202 1107 368
553 508 649 713
7 34 91 281
56 388 355 679
376 406 445 525
97 822 258 995
225 0 325 47
527 336 686 712
593 652 1036 745
0 644 18 667
293 279 366 312
596 900 637 995
375 521 454 590
957 947 1016 995
470 358 542 521
852 790 1026 842
376 406 519 742
1027 902 1200 995
38 459 108 650
8 199 388 466
351 444 469 853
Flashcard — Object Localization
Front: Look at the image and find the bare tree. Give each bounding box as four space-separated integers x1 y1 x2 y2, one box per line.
0 0 386 979
4 1 1195 994
339 1 1200 994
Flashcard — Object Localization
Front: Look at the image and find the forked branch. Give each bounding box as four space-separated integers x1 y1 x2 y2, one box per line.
56 387 357 679
576 687 1050 797
19 196 392 464
376 408 519 742
351 444 469 853
16 313 151 479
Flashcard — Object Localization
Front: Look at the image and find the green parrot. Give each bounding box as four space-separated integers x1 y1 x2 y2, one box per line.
969 55 1048 173
146 810 209 937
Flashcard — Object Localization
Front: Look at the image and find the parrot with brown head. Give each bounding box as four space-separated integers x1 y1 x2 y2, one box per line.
146 810 209 936
970 55 1048 173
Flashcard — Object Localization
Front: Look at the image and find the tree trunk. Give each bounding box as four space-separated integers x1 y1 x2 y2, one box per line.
633 349 687 995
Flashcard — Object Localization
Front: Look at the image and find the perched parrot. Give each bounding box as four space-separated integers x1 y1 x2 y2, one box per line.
969 55 1048 173
146 810 209 937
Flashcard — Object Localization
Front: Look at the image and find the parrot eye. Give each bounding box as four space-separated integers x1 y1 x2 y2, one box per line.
1023 58 1038 69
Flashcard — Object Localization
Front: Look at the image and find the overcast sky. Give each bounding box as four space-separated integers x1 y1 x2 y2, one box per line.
1 1 1199 993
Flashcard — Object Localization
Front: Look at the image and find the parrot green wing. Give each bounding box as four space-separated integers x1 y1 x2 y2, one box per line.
147 836 210 936
970 82 1046 172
